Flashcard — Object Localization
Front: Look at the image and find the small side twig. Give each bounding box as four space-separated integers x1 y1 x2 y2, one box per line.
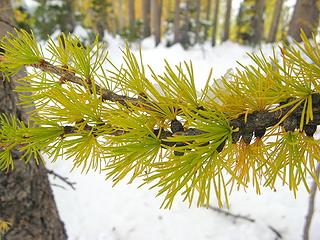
50 183 67 190
208 205 255 223
303 162 320 240
268 225 283 240
47 169 76 190
208 205 283 239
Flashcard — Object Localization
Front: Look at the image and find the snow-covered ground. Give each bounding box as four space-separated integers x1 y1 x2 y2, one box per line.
46 33 320 240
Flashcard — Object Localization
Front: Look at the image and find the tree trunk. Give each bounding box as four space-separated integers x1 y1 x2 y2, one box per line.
152 0 163 46
110 1 118 36
288 0 320 41
195 0 201 44
204 0 211 41
142 0 151 38
222 0 232 42
118 0 124 31
61 0 76 34
128 0 136 35
167 0 173 18
253 0 265 44
180 0 192 47
302 163 320 240
267 0 283 42
173 0 181 43
211 0 220 46
0 1 67 239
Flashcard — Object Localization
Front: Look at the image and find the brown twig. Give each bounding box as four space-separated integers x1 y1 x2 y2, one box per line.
46 169 76 190
22 60 320 145
208 205 283 239
208 205 255 223
29 60 140 105
268 225 283 240
50 183 68 190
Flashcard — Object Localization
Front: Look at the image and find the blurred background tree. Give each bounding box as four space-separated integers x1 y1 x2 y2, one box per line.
12 0 319 46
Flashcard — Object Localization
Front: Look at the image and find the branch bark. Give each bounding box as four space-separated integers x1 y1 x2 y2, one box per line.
24 60 320 147
211 0 220 47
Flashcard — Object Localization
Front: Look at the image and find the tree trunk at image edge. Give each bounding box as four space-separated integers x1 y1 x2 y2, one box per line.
0 1 67 239
222 0 232 42
288 0 320 41
211 0 220 46
142 0 151 38
267 0 283 42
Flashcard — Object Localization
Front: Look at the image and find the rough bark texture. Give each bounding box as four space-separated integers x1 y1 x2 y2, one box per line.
267 0 283 42
288 0 320 41
0 1 67 239
211 0 220 46
222 0 232 42
142 0 151 37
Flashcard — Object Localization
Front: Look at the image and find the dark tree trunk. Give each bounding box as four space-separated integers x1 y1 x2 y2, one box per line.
222 0 232 42
118 0 124 31
173 0 181 43
142 0 151 38
152 0 163 46
288 0 320 41
128 0 136 35
267 0 283 42
195 0 201 44
204 0 211 41
180 0 192 47
63 0 76 34
0 1 67 239
211 0 220 46
253 0 265 44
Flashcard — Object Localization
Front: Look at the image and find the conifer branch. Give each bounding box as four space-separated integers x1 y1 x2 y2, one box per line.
1 29 320 208
26 58 320 144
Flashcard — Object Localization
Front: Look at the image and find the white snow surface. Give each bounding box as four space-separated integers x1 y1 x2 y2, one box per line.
46 34 320 240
